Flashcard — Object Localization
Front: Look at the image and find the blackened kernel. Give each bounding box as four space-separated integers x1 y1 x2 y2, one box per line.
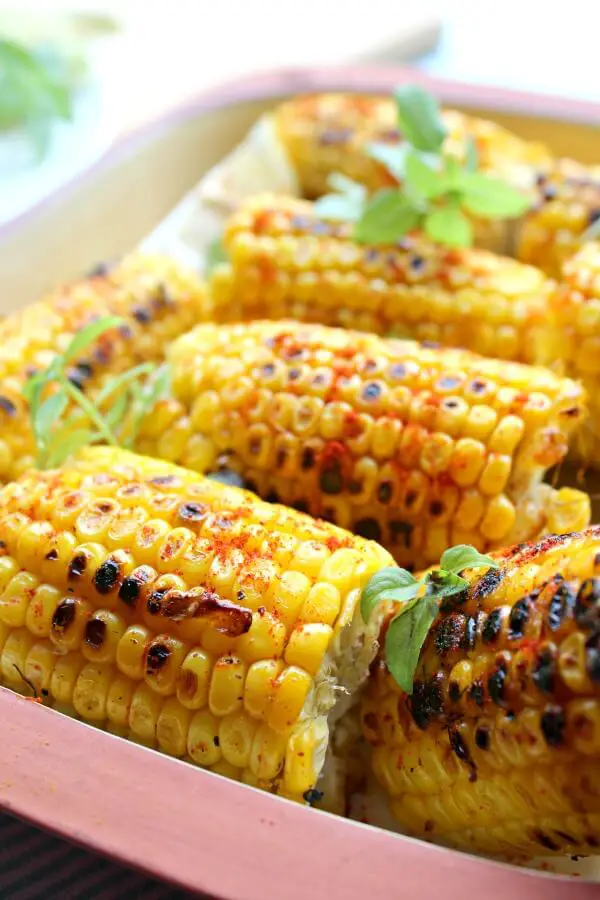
469 379 488 394
435 614 464 655
468 681 485 707
540 705 565 746
68 554 87 579
293 500 309 514
301 447 316 470
448 727 471 763
348 480 362 495
408 677 444 729
482 609 503 644
132 306 152 324
45 549 58 561
320 463 343 495
429 500 444 517
409 255 425 271
377 482 393 504
93 559 121 595
532 830 561 852
51 598 77 631
150 475 177 486
84 619 107 649
575 577 600 629
404 490 418 509
532 647 556 694
355 518 381 542
146 644 170 674
448 681 461 702
488 660 507 705
288 368 302 381
213 735 220 747
547 582 575 631
147 591 166 614
508 598 530 639
264 490 280 504
461 616 477 651
303 788 324 805
474 726 490 750
261 363 275 377
206 469 245 488
362 382 382 401
276 449 287 468
178 502 206 522
119 577 141 608
471 568 504 601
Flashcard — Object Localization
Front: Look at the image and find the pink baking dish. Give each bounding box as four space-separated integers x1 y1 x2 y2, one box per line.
2 66 600 898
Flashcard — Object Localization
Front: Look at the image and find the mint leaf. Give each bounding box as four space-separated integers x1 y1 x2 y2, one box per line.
206 237 229 275
458 173 530 218
62 317 124 364
366 142 408 181
404 149 447 199
394 84 447 154
384 595 439 693
360 567 419 623
439 544 499 576
354 190 421 244
424 207 472 247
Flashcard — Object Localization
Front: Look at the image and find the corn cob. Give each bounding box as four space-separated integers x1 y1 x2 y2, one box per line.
516 161 600 279
0 254 209 483
273 93 553 200
0 445 393 807
534 241 600 466
136 320 589 570
211 194 553 365
361 527 600 860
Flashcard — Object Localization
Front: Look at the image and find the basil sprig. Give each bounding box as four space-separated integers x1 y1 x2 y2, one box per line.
314 84 530 248
24 317 170 469
361 544 499 693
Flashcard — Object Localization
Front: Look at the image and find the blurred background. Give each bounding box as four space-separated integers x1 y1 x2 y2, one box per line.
0 0 598 227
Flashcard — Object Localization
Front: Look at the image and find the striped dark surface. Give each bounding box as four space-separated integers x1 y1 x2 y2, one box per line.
0 813 203 900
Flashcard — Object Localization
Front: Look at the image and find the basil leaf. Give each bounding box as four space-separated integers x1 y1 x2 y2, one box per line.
404 149 447 199
354 190 421 244
360 566 419 622
458 173 530 218
426 571 468 600
424 207 472 247
205 237 229 275
62 316 124 364
394 84 447 154
366 142 408 181
439 544 499 576
384 595 439 693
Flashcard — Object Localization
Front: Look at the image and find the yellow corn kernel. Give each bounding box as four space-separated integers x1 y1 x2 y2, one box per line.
133 519 172 567
1 628 35 686
0 570 39 628
144 635 187 695
24 640 55 694
219 710 258 768
72 663 114 722
488 415 525 454
297 582 342 627
210 760 242 781
284 623 333 676
49 652 85 704
116 624 151 679
0 557 19 592
209 656 247 717
568 699 600 755
284 717 328 795
176 648 213 710
157 696 193 756
244 659 284 721
129 682 163 742
39 532 78 586
268 665 313 732
50 597 93 653
249 723 288 780
25 583 62 638
449 438 486 487
558 632 593 694
480 495 516 541
478 454 512 496
319 548 366 595
81 610 126 664
188 709 222 765
236 612 286 662
75 499 119 544
269 570 311 629
106 673 136 728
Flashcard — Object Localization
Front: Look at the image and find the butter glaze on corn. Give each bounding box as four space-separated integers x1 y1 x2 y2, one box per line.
273 93 552 201
0 254 209 483
0 447 392 805
137 320 589 569
361 527 600 860
212 195 552 365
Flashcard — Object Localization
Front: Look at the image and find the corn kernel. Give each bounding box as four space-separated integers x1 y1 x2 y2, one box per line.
188 709 222 765
209 656 246 716
72 663 113 722
284 624 333 675
129 682 163 742
116 624 151 679
249 723 288 780
297 582 342 627
177 648 214 709
82 610 126 664
0 571 39 628
157 696 193 756
219 711 258 768
106 673 136 727
284 718 328 795
237 613 286 662
244 659 284 721
50 652 85 704
480 496 516 541
24 641 55 694
268 665 313 732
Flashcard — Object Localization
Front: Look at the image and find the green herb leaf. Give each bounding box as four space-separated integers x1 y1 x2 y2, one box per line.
35 392 68 440
62 316 124 364
205 237 229 275
45 428 101 469
314 174 367 222
439 544 499 576
360 566 419 622
464 136 479 173
394 84 447 154
458 172 530 218
425 570 468 601
404 149 447 199
424 207 472 247
354 190 421 244
366 142 409 181
124 363 171 447
384 596 439 693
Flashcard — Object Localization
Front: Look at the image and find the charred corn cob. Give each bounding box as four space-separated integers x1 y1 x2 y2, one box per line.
535 241 600 466
0 254 209 483
273 93 552 200
516 159 600 279
211 194 553 365
361 527 600 860
136 320 589 569
0 446 393 806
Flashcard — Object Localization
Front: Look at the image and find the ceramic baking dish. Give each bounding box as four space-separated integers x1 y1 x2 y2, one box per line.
1 66 600 898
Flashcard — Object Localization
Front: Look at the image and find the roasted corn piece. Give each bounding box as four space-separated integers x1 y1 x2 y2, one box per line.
535 241 600 465
361 527 600 860
0 446 393 806
516 161 600 279
211 194 552 365
273 93 552 200
136 320 590 569
0 254 209 483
